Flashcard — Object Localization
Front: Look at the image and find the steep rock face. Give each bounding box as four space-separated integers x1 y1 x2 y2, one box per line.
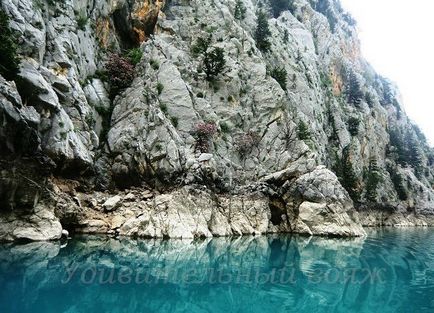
0 0 433 241
106 0 434 211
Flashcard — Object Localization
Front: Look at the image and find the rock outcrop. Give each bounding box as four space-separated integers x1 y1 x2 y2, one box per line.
1 0 433 241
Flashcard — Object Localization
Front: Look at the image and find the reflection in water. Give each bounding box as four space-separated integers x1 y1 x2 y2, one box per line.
1 230 434 313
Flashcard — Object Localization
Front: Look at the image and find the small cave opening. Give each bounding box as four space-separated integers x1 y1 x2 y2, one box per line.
112 6 138 49
112 2 160 49
269 195 287 226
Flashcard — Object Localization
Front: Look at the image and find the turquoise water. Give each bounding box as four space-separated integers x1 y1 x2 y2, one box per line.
1 230 434 313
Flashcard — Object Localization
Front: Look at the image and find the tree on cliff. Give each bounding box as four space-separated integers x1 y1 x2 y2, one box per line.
234 0 247 20
0 8 20 80
366 157 381 202
270 0 294 17
192 35 226 81
340 145 361 202
255 10 271 52
345 70 363 106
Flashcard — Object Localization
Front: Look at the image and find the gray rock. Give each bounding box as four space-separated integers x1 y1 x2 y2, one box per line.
198 153 213 162
103 195 122 211
16 59 60 111
0 206 62 242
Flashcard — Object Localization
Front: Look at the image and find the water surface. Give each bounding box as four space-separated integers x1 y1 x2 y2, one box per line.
1 229 434 313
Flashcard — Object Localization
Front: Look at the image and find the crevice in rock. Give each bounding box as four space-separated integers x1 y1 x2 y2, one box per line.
268 194 288 226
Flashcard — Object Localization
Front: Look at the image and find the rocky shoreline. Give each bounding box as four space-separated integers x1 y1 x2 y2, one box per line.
1 164 433 243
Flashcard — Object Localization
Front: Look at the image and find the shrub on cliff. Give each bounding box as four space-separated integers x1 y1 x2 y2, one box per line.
269 66 287 90
270 0 294 18
234 0 247 20
347 117 360 136
255 10 271 52
297 121 310 141
193 122 217 153
126 48 143 66
236 131 261 158
105 54 135 97
0 8 20 80
366 157 381 202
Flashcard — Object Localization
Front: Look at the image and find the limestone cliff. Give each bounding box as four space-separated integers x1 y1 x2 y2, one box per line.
1 0 433 241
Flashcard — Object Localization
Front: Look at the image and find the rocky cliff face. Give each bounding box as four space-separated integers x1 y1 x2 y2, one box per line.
1 0 433 241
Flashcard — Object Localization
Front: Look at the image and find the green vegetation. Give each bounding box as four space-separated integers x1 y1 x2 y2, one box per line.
387 164 408 201
283 29 289 43
341 145 361 202
150 59 160 70
269 67 287 90
270 0 294 18
157 82 164 95
126 48 143 66
192 35 211 56
297 120 310 141
192 36 226 81
0 8 20 80
365 91 374 108
310 0 338 32
203 47 226 81
380 79 402 114
366 157 381 202
345 70 363 106
347 117 360 136
220 122 230 133
387 127 424 176
76 14 88 31
255 10 271 52
170 116 179 128
159 102 168 114
234 0 247 20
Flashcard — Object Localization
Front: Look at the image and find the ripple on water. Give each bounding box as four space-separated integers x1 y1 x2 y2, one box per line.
0 230 433 313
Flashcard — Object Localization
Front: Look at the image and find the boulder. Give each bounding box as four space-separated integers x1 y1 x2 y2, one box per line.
102 195 122 211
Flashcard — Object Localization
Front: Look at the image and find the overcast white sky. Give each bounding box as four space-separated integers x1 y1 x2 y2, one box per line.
340 0 434 145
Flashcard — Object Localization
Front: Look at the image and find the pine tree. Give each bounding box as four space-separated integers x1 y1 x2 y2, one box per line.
387 127 407 166
0 8 20 80
345 70 363 106
297 120 310 140
405 130 424 177
366 157 381 202
234 0 247 20
387 164 408 201
341 145 361 202
192 36 226 81
203 47 226 81
255 10 271 52
347 117 360 136
270 0 292 18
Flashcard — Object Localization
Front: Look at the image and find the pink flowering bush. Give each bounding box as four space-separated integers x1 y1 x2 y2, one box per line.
236 130 261 157
193 122 217 153
106 54 135 96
